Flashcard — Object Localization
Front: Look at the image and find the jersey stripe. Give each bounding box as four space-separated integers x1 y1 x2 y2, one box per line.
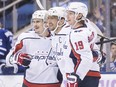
13 40 23 54
69 39 81 73
24 79 61 87
0 47 7 51
86 70 101 77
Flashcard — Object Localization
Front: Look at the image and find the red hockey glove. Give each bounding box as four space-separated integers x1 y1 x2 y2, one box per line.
17 53 32 67
67 73 81 87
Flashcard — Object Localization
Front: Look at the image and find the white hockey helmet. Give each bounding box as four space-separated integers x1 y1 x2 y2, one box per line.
32 10 48 20
48 7 66 19
67 2 88 18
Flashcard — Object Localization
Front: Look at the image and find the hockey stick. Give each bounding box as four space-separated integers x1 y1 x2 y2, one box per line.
89 20 116 45
36 0 45 10
97 34 116 44
98 34 112 40
96 38 116 45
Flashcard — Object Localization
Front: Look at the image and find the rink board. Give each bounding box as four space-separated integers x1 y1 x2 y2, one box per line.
0 74 116 87
99 74 116 87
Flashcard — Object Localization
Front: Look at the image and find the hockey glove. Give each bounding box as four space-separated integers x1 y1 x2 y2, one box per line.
99 52 106 65
67 73 81 87
0 63 18 75
92 50 100 62
17 53 32 67
92 50 106 65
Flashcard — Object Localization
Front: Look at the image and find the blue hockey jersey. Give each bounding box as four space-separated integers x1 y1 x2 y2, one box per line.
0 28 13 61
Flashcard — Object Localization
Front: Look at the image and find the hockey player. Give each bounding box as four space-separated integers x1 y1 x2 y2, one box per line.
5 10 61 87
0 22 23 74
0 23 13 74
47 7 73 87
0 23 14 74
65 2 101 87
0 22 13 64
48 7 67 35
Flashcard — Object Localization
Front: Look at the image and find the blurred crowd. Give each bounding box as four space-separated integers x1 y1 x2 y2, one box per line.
87 1 116 72
110 3 116 37
87 2 116 37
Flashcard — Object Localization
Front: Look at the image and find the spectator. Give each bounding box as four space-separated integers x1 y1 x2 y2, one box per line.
101 43 116 72
110 4 116 37
87 12 105 33
92 3 106 34
110 43 116 72
0 22 13 64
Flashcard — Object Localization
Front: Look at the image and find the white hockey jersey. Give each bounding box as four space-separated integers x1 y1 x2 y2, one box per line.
63 24 100 80
52 21 101 82
51 26 71 72
86 20 101 77
51 25 73 87
11 31 61 84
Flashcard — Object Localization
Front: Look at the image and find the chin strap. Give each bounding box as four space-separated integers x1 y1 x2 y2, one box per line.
38 28 47 37
71 14 86 29
52 21 60 35
35 21 48 37
52 17 66 35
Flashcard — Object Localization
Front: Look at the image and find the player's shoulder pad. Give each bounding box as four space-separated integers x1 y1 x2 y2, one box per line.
4 31 13 37
18 31 34 40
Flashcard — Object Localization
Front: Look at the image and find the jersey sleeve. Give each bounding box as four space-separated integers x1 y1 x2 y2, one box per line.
5 33 27 65
5 30 14 52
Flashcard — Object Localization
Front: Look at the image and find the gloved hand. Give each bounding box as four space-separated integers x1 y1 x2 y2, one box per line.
0 63 5 74
92 50 106 65
0 63 18 75
67 73 81 87
99 52 106 65
17 53 32 67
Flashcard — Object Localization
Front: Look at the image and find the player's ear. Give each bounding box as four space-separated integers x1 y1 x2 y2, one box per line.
61 18 65 24
76 13 83 20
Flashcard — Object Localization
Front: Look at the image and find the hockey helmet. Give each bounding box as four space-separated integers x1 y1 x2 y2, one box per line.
67 2 88 18
32 10 48 20
48 7 66 19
